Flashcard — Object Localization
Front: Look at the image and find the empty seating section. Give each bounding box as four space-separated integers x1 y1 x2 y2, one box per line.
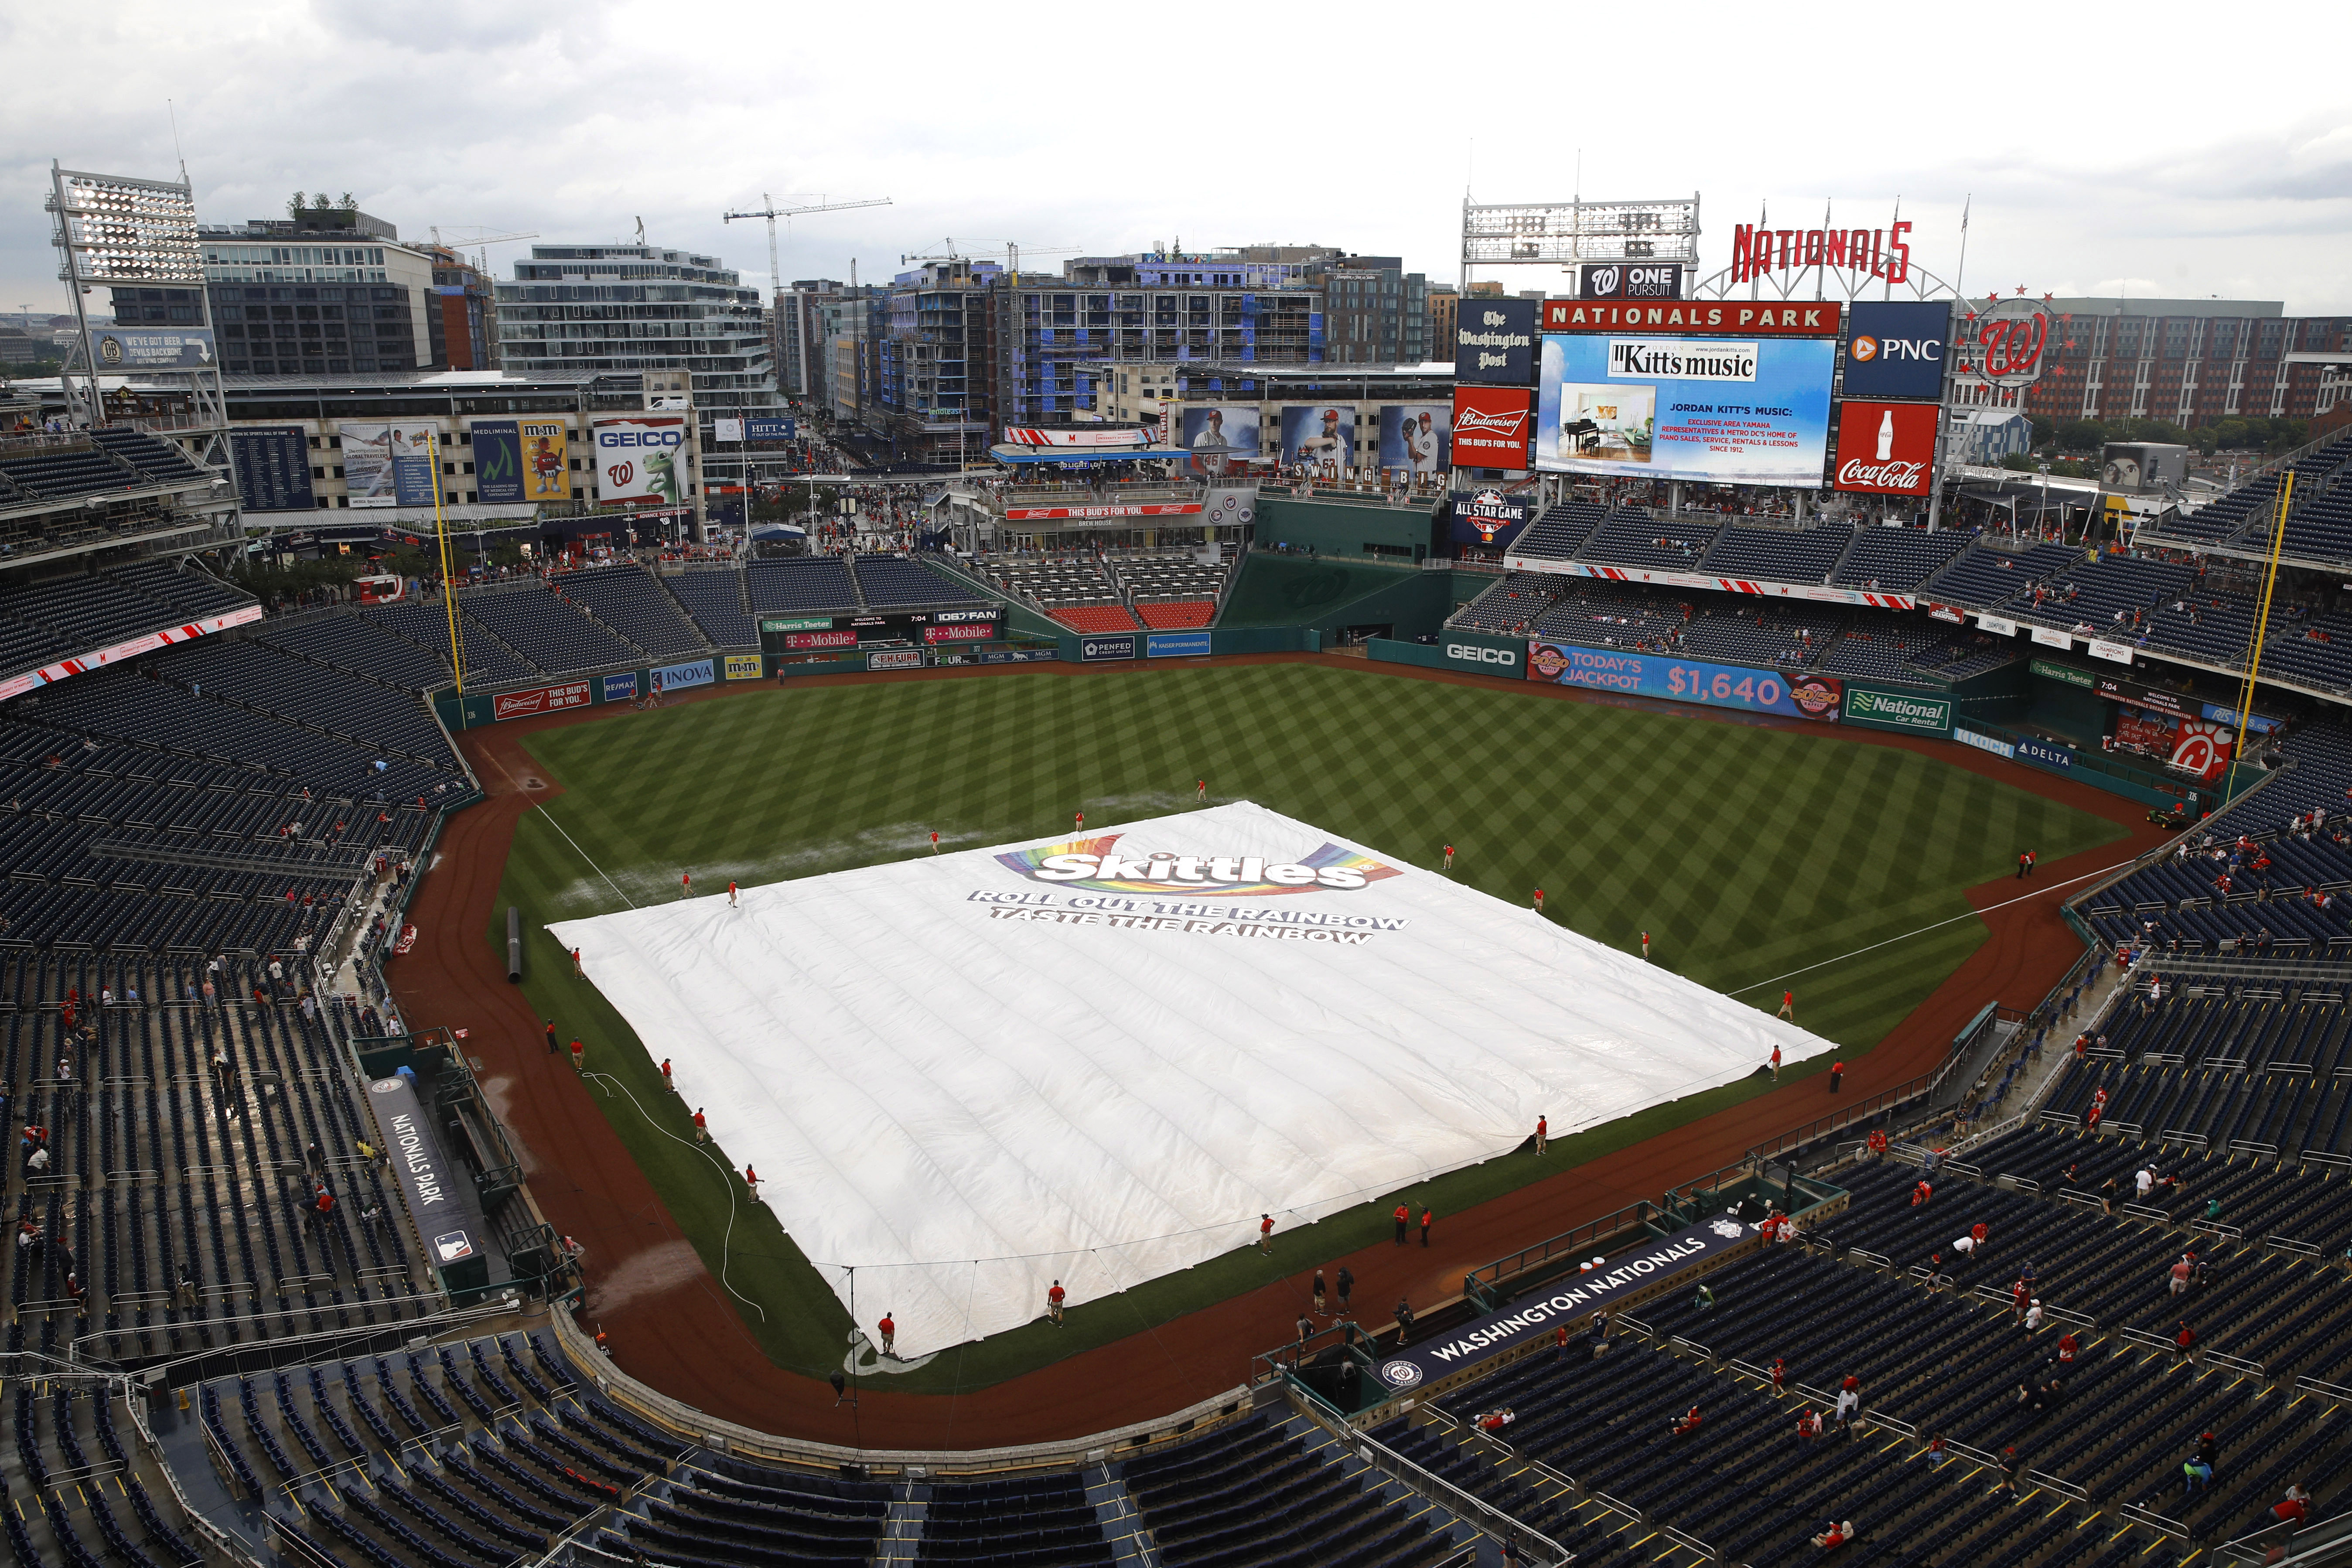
553 564 708 657
1676 603 1843 669
2140 437 2352 555
1701 525 1854 584
745 557 858 615
0 563 260 680
1529 581 1689 651
854 553 983 608
178 1329 891 1568
921 1472 1113 1566
1118 555 1226 629
89 427 214 484
1137 601 1214 629
1505 502 1608 561
1821 622 2016 687
1574 512 1721 571
364 599 535 687
1921 540 2083 608
154 637 457 763
2008 554 2195 638
254 610 454 692
1122 1415 1454 1568
1450 573 1571 635
0 443 141 501
1831 525 1972 591
663 568 759 647
460 586 637 674
2 1375 202 1568
984 559 1144 632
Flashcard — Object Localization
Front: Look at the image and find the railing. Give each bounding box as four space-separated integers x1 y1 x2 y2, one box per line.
1464 1199 1656 1309
1287 1386 1574 1565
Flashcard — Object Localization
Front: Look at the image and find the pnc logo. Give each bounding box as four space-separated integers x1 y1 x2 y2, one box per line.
1850 335 1880 362
1448 644 1516 666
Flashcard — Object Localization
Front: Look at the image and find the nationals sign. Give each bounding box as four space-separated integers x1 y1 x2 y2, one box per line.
1450 386 1534 467
1956 297 2054 389
1542 300 1842 337
1832 400 1939 495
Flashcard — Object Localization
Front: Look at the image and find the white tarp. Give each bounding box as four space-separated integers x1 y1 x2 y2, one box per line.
551 802 1824 1353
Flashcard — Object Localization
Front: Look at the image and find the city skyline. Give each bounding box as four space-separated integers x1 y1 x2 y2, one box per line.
2 2 2349 320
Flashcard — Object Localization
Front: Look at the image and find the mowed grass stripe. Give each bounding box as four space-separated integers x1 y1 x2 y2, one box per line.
495 663 2127 1390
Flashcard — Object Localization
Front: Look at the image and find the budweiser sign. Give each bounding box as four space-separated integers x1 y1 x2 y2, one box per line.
1451 385 1533 466
1832 400 1938 496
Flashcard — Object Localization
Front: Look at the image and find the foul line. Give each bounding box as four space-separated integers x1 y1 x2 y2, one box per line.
1722 856 2139 998
533 810 636 911
582 1071 764 1322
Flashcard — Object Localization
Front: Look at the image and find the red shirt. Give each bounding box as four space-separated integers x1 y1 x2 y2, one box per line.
879 1317 894 1336
1048 1286 1065 1305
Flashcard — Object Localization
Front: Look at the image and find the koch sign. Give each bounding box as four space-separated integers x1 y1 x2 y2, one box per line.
1375 1217 1748 1390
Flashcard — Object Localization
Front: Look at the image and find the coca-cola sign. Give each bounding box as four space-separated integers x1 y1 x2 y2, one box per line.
1832 400 1939 495
1956 296 2054 389
1451 385 1534 468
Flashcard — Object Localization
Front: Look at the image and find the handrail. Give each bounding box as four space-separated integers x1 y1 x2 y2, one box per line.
1285 1385 1574 1565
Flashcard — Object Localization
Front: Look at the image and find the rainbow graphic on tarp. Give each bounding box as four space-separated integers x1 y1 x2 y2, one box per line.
994 834 1402 898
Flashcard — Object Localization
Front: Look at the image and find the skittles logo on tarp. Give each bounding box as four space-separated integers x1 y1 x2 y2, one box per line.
998 834 1401 898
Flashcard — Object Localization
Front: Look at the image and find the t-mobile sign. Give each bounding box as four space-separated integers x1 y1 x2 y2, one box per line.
1832 400 1938 495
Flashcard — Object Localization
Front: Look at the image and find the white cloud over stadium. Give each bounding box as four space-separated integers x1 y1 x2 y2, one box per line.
552 802 1826 1352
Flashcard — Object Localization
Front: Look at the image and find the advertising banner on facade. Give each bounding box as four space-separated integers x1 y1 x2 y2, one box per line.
1450 489 1534 549
866 649 922 671
1831 400 1938 495
518 419 570 502
1527 642 1842 721
1843 687 1953 735
1004 502 1203 521
713 418 744 443
651 658 713 692
746 415 794 442
338 421 440 508
1078 634 1136 661
229 427 314 512
1577 263 1685 301
469 420 526 505
2031 626 2073 648
1377 405 1450 475
2113 706 2233 780
594 415 688 506
1536 334 1835 485
923 622 997 644
92 326 216 369
1179 406 1260 478
2066 663 2281 734
1451 386 1534 469
602 672 640 702
1500 556 1918 610
1279 406 1355 476
492 681 592 721
1454 297 1538 385
724 654 765 680
2016 736 2075 770
1843 302 1952 400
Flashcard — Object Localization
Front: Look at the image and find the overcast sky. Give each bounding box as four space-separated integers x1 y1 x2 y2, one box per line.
4 1 2349 327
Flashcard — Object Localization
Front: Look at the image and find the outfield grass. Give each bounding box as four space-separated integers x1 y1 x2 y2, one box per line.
494 661 2127 1390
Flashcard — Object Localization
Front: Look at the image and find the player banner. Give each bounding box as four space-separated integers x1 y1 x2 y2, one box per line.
1526 643 1842 722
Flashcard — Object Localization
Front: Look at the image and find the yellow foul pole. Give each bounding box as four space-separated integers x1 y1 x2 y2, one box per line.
428 432 465 693
2220 470 2294 805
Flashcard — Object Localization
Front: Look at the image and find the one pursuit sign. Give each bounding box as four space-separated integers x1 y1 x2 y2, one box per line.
1375 1217 1748 1390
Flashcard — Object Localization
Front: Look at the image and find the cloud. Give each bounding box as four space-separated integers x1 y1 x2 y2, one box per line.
2 0 2348 315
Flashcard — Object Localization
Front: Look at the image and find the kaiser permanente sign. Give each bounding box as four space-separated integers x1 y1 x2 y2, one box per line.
1375 1216 1751 1391
1843 687 1953 736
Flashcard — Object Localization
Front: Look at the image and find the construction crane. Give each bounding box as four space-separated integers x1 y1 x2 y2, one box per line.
723 195 892 294
900 239 1085 276
428 226 540 277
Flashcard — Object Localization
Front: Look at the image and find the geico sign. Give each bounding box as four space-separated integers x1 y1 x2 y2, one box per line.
597 430 683 448
1447 643 1516 666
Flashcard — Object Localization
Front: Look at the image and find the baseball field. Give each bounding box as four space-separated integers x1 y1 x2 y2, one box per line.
481 659 2128 1392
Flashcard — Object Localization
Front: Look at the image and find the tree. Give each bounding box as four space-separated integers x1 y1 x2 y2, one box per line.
2056 418 2107 454
338 192 358 212
287 191 306 219
2000 452 2041 472
2027 413 2058 451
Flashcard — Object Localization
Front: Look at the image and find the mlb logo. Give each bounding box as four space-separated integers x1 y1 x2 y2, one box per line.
433 1230 475 1263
